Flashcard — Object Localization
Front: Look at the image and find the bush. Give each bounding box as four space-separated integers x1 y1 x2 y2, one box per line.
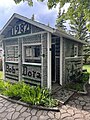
81 72 89 82
65 72 89 92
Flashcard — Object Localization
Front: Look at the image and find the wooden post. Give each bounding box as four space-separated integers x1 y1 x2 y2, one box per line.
47 32 51 90
60 36 63 85
18 38 22 81
2 40 6 80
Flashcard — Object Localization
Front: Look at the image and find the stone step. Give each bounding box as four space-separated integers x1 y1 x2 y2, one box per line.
52 88 75 104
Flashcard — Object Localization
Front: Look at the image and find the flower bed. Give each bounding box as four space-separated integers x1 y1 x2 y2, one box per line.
0 80 59 109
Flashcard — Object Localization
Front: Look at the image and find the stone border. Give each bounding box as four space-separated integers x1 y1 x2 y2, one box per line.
77 82 88 94
0 94 60 112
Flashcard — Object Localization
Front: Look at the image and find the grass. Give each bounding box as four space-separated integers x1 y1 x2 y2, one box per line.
0 71 3 79
83 65 90 74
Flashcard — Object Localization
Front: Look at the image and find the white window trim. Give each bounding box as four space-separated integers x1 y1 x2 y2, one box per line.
23 62 41 66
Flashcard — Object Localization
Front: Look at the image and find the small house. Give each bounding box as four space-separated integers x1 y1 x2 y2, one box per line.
0 13 85 90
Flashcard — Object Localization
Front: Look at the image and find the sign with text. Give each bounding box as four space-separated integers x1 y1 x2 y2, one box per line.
5 63 19 81
12 21 31 36
22 65 41 80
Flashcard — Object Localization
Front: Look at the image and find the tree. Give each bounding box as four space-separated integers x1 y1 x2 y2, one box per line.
66 8 90 64
69 9 89 41
56 7 67 31
13 0 90 31
47 0 90 31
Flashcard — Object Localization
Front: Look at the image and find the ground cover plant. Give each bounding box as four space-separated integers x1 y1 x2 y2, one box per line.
0 80 58 107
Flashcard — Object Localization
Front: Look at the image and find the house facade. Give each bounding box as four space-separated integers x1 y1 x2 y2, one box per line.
0 13 85 90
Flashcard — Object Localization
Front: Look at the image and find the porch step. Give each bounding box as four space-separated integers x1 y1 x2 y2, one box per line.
52 88 74 105
52 83 62 94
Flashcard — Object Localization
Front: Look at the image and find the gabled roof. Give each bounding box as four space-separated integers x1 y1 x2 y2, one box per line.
0 13 86 44
0 13 55 34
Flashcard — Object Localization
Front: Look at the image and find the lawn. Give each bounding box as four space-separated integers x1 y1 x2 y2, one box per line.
83 65 90 74
0 71 3 79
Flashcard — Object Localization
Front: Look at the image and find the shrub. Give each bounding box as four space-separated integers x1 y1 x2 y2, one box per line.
81 72 89 82
65 82 84 91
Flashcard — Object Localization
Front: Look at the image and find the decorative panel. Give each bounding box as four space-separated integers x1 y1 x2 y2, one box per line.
23 34 41 44
3 18 44 38
5 62 19 81
22 64 41 86
5 39 18 46
65 57 82 83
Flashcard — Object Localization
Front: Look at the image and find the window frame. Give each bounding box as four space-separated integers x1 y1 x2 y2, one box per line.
23 43 41 63
74 45 78 57
6 45 18 62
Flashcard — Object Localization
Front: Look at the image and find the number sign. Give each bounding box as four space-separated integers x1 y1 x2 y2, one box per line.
12 22 31 36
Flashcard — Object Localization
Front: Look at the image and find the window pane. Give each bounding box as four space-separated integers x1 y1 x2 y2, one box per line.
6 46 18 61
74 46 78 57
24 45 41 63
34 46 41 57
25 46 32 57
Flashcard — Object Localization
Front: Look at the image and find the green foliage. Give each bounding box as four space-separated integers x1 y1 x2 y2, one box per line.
13 0 90 31
0 71 3 79
21 86 58 107
56 7 67 31
4 82 25 99
81 72 89 82
65 82 84 92
0 81 58 107
0 80 11 94
55 0 90 32
65 72 89 92
42 97 58 107
0 80 6 93
83 65 90 73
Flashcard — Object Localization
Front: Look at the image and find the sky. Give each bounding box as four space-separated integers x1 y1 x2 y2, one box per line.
0 0 59 30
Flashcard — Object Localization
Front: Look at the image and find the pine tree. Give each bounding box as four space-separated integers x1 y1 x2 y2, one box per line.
13 0 90 31
56 6 67 31
69 10 88 41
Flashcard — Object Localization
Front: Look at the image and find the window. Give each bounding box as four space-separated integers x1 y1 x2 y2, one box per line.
74 45 78 57
24 45 41 63
6 46 18 61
